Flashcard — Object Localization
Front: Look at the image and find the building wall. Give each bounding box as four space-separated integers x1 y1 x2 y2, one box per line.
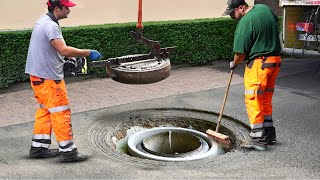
254 0 282 16
0 0 254 31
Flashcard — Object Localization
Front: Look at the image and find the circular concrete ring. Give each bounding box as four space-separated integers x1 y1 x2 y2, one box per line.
110 57 171 84
128 127 221 161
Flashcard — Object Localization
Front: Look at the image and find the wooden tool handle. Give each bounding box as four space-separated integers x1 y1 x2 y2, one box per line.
136 0 144 29
215 69 234 132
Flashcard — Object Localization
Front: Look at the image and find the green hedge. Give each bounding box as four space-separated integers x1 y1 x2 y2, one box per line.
0 18 238 88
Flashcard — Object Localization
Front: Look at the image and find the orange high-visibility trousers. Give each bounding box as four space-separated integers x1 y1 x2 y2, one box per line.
30 76 73 143
244 56 281 137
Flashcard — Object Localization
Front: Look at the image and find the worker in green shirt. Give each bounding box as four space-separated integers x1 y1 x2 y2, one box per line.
222 0 282 150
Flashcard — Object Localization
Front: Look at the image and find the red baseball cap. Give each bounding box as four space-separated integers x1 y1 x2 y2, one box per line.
47 0 77 7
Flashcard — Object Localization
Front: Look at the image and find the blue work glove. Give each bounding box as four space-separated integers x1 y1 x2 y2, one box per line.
229 61 237 70
89 50 103 60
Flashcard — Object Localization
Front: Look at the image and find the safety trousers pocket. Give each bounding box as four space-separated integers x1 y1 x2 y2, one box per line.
32 80 44 86
52 80 69 108
30 76 45 86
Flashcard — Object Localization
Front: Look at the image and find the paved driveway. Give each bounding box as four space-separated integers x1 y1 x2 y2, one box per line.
0 58 319 179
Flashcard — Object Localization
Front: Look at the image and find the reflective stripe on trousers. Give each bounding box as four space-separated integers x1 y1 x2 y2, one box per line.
31 134 51 148
250 123 264 138
264 115 274 127
39 104 70 113
244 56 281 137
59 140 77 152
30 75 73 142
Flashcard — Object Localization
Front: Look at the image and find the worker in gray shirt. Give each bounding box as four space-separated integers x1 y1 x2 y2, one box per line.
25 0 102 162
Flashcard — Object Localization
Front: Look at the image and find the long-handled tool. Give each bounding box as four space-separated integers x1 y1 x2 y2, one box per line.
206 69 234 145
136 0 143 30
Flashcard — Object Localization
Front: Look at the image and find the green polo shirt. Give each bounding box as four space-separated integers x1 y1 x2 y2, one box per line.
233 4 281 60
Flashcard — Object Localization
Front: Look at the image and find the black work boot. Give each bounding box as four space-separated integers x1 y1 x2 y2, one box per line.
29 147 59 158
265 126 277 144
240 136 268 151
59 148 87 163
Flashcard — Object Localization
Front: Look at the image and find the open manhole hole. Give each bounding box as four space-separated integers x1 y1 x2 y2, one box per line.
142 129 203 157
89 108 250 163
126 127 224 161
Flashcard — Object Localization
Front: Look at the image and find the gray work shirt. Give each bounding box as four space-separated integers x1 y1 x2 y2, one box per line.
25 14 65 80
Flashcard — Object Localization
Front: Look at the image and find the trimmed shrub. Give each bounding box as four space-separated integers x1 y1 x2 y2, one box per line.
0 18 238 88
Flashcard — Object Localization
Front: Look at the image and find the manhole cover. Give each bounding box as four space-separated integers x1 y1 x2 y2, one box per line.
90 30 175 84
90 54 171 84
110 55 171 84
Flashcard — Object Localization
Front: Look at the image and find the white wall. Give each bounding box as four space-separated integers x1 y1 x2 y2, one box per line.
0 0 254 30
